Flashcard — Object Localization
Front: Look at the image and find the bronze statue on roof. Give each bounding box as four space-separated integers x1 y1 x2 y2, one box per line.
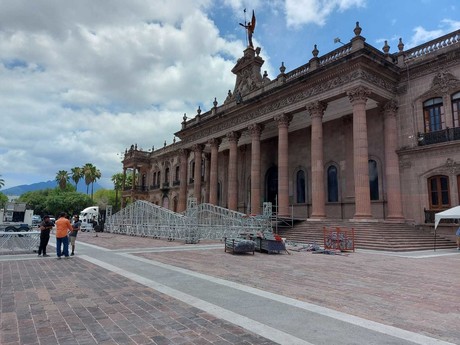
239 9 256 48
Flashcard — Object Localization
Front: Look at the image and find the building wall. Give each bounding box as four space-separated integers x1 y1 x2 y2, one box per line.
121 28 460 226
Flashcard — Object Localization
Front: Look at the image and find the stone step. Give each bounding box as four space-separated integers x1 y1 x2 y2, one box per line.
275 220 457 251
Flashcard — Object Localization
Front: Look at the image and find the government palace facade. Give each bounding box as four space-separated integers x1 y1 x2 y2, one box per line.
121 23 460 228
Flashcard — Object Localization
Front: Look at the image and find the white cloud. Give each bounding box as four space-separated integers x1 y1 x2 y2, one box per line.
285 0 366 28
0 0 244 189
406 19 460 48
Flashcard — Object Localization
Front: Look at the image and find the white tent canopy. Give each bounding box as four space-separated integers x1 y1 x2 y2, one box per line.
434 205 460 229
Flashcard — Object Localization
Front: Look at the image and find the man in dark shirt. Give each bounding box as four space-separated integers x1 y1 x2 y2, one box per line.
70 215 81 256
38 215 53 257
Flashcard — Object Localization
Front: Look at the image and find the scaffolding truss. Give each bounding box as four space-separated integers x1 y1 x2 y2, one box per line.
105 199 272 243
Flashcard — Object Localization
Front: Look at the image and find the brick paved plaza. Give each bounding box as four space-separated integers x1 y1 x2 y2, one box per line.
1 232 459 344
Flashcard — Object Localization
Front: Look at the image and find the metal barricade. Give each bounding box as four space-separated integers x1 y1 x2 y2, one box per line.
0 231 40 253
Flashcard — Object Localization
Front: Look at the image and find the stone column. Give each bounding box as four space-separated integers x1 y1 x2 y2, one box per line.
274 114 292 217
307 101 327 219
347 86 372 219
383 100 404 220
121 167 127 208
193 144 204 204
131 167 137 191
208 138 221 205
248 123 264 215
178 149 189 212
227 131 240 211
204 153 211 203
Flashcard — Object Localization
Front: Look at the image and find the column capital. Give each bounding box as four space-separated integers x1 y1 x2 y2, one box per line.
192 143 205 153
178 148 189 162
274 113 292 128
248 123 264 137
178 148 189 156
208 138 222 148
347 86 371 105
306 101 328 119
381 99 398 118
226 131 241 143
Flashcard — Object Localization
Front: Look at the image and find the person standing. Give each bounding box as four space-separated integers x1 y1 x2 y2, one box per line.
70 215 81 256
37 215 53 257
55 212 72 259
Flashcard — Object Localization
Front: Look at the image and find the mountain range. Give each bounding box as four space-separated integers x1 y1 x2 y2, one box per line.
1 180 104 196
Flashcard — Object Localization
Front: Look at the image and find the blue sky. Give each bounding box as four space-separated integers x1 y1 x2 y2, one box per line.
0 0 459 191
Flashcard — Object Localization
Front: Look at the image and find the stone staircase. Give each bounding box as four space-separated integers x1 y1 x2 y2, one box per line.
274 219 457 251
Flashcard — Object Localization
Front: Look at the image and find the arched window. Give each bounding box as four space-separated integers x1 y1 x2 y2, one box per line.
327 166 339 202
175 166 180 182
423 97 444 132
296 170 306 203
428 175 450 210
369 160 379 201
165 167 170 183
190 161 195 182
217 181 222 206
156 171 161 186
452 92 460 128
141 174 146 190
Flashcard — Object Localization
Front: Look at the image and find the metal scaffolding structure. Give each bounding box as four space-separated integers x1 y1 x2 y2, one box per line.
105 199 272 243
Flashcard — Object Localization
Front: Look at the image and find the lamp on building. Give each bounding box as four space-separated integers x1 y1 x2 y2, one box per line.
334 37 345 45
417 132 425 143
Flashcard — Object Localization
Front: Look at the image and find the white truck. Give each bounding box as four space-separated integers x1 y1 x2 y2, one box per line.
79 206 100 232
0 202 34 232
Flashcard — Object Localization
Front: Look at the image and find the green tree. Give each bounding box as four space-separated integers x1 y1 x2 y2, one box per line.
56 170 69 190
82 163 101 200
19 188 92 217
0 192 8 208
91 168 102 199
111 173 124 212
93 189 116 209
71 167 83 191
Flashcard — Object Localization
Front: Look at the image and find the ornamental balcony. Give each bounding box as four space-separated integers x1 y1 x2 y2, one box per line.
417 127 460 146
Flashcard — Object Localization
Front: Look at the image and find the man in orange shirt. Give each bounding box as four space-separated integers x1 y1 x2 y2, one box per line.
55 212 72 258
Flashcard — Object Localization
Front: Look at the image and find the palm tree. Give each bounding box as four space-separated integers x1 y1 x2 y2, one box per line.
82 163 95 195
111 173 124 211
55 170 69 190
83 163 101 200
0 175 4 189
71 167 83 191
91 168 101 200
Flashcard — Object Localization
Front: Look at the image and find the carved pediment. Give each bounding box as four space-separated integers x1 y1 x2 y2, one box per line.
430 70 460 94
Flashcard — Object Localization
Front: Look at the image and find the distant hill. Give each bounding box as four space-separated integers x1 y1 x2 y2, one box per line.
1 180 104 196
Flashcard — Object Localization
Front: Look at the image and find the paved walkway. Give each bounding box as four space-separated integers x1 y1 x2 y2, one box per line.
0 232 459 345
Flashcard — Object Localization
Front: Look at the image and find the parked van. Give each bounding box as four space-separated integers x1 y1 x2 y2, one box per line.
79 206 100 232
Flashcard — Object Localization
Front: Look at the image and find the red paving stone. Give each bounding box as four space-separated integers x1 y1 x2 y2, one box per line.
2 232 460 344
79 233 460 344
0 256 275 345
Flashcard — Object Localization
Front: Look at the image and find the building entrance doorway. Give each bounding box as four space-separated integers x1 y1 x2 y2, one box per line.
265 166 278 209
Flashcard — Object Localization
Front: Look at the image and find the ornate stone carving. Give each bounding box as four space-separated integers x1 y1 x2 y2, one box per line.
347 86 371 104
274 114 292 128
178 148 189 162
382 99 398 118
306 101 328 119
248 123 264 137
181 69 393 143
192 144 205 153
226 131 241 142
430 70 460 94
207 138 222 148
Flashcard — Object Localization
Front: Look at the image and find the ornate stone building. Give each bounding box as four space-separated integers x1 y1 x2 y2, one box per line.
121 23 460 227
